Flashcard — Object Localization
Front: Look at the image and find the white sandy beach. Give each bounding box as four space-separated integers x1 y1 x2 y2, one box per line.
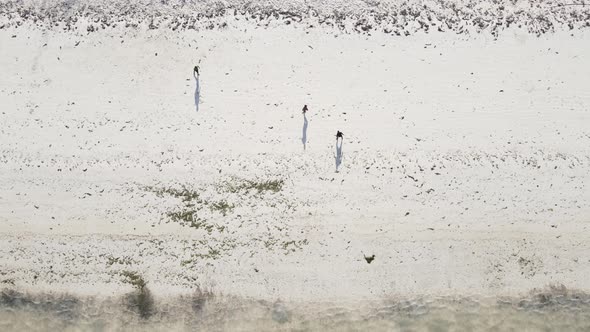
0 0 590 328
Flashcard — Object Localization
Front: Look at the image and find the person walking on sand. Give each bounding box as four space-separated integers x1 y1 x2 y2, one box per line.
193 65 200 112
302 108 308 150
335 130 344 172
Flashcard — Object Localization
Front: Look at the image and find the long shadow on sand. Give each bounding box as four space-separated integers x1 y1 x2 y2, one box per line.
302 114 308 150
335 139 343 172
194 70 200 112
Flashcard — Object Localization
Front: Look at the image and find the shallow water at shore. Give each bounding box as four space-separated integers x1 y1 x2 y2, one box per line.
2 288 590 331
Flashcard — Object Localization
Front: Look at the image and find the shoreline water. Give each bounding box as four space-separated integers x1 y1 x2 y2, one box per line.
2 286 590 331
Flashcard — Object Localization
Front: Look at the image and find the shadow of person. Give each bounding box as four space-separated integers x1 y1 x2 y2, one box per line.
335 139 343 172
193 68 200 112
302 114 308 150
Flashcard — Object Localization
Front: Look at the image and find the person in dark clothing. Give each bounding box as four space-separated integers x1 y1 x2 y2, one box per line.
335 131 343 172
302 104 308 114
193 65 200 112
